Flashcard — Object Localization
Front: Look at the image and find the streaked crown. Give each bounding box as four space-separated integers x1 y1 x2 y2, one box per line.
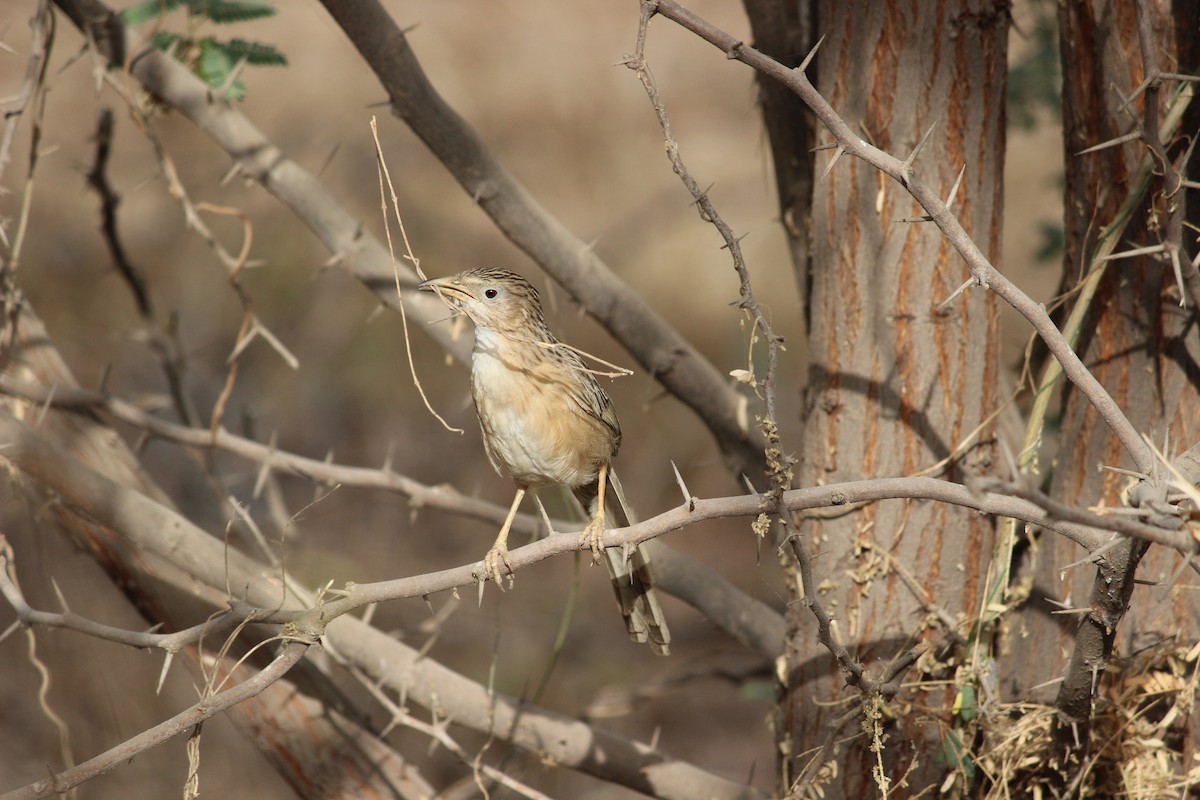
419 268 553 340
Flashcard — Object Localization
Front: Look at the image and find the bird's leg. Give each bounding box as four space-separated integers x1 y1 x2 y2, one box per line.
581 463 609 563
486 487 524 586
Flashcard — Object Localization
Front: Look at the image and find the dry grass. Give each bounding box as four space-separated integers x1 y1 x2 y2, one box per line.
973 638 1199 798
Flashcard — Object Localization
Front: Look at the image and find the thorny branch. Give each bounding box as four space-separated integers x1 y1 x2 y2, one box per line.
1128 0 1200 310
318 0 767 480
50 0 769 482
2 377 1194 600
0 374 786 658
4 371 1196 631
0 537 268 658
0 1 52 207
82 107 206 435
12 1 1199 796
1048 0 1200 762
348 660 554 800
5 395 1194 799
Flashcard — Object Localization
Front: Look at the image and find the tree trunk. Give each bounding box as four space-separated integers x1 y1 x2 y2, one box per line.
783 1 1007 795
1003 0 1200 774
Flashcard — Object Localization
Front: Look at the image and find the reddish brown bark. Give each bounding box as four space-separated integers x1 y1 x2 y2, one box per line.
1003 0 1200 774
785 2 1007 795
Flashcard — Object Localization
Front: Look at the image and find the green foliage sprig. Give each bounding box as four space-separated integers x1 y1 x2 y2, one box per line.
120 0 287 100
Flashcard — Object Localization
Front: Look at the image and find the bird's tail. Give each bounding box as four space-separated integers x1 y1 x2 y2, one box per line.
573 471 671 656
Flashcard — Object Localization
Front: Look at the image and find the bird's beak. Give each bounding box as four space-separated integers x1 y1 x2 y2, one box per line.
418 277 476 317
418 276 464 297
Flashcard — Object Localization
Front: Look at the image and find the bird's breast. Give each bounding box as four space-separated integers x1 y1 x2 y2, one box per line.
470 345 614 489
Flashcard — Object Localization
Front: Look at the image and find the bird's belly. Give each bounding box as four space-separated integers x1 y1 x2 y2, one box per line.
471 352 609 488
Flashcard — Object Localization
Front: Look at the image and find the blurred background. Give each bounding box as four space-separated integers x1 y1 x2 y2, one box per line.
0 1 1062 796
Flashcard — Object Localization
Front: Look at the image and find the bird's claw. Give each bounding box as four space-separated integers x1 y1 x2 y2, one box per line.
581 516 605 564
484 544 512 588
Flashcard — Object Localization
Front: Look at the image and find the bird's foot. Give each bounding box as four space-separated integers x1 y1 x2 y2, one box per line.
484 544 512 588
580 515 606 564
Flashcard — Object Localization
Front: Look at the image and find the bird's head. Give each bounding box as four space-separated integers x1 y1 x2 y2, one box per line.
418 268 549 339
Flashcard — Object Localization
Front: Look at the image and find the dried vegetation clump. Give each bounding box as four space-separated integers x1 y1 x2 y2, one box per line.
975 638 1199 798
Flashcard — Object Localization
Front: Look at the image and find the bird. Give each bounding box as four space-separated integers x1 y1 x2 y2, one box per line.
418 267 670 654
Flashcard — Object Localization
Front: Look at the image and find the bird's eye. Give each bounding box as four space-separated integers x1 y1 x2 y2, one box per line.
484 288 499 299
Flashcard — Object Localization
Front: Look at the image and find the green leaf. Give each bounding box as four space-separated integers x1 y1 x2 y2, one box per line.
220 38 287 66
191 0 277 24
737 680 777 701
148 30 184 51
1008 1 1061 130
119 0 189 26
224 79 247 102
196 38 247 100
1034 220 1065 264
953 684 977 722
937 729 977 779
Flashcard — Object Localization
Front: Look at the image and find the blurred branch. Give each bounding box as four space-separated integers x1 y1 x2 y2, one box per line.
82 105 210 456
50 0 470 362
84 108 151 318
0 0 52 197
0 375 537 525
347 660 555 800
0 0 53 264
314 0 767 483
0 536 263 653
645 541 784 659
1 641 311 800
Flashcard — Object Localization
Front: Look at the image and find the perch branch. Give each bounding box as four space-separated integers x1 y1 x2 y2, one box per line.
0 375 786 659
